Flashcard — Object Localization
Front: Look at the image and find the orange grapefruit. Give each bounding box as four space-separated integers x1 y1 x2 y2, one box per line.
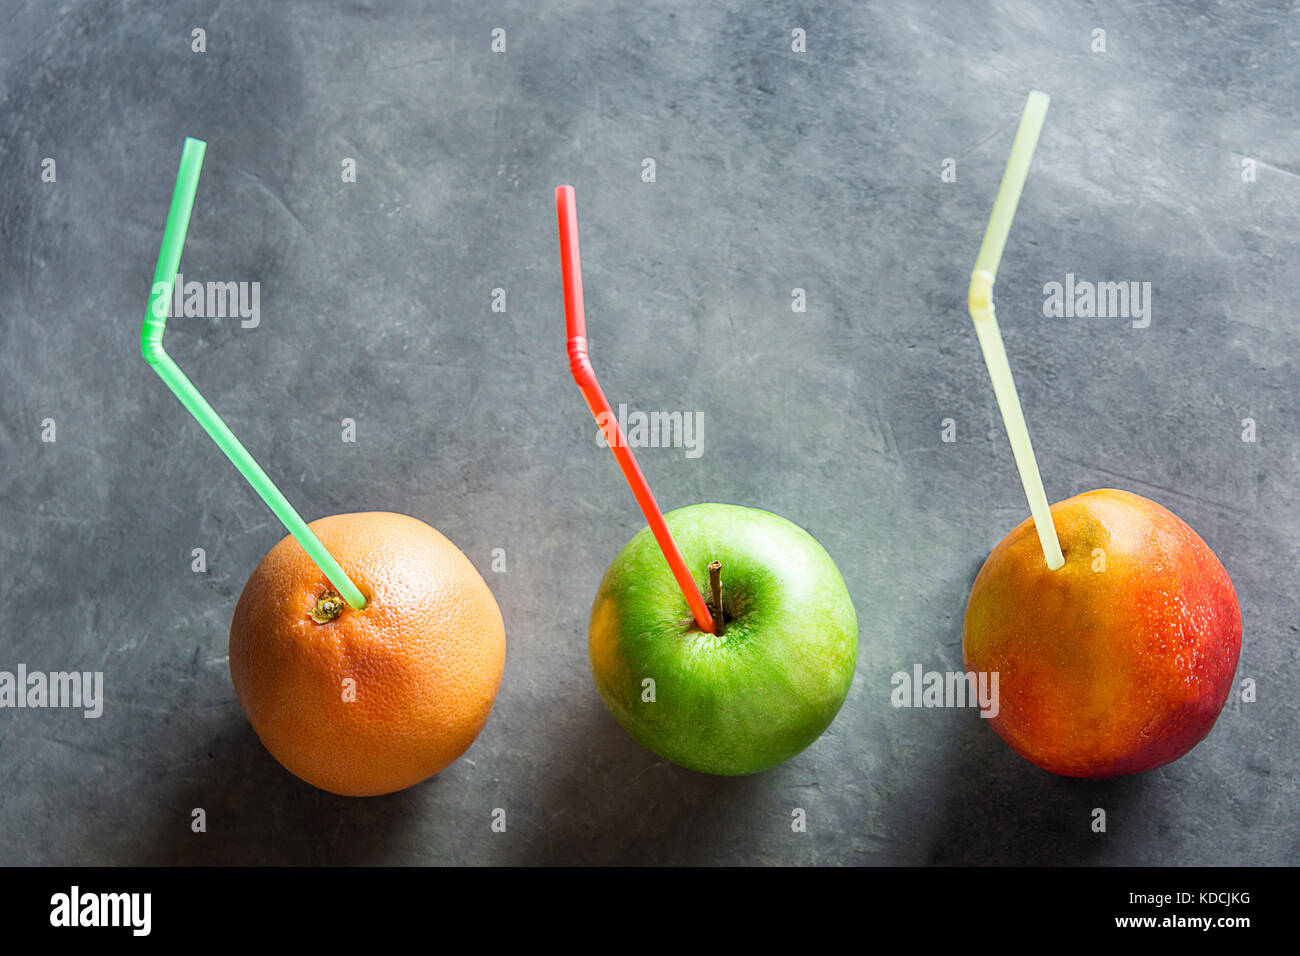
228 512 506 796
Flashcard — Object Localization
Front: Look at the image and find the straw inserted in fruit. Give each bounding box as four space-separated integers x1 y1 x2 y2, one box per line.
141 137 368 610
967 91 1064 571
554 184 716 633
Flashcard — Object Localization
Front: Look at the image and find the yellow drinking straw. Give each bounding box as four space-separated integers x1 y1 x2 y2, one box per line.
968 91 1065 571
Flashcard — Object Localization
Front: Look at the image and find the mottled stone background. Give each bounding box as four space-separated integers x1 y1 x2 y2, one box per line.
1 0 1295 864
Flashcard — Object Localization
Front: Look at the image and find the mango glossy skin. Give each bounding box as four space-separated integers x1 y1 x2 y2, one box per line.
963 489 1241 778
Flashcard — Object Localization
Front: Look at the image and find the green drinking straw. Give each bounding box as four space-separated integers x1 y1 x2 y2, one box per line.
967 91 1065 571
141 137 368 609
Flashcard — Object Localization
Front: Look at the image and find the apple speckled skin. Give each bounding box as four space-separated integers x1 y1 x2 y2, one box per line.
589 503 859 776
963 488 1242 778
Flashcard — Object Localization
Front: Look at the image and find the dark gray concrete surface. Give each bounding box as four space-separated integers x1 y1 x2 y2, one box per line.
1 0 1296 865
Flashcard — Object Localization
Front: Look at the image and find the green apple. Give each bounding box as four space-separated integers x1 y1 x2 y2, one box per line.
589 502 858 775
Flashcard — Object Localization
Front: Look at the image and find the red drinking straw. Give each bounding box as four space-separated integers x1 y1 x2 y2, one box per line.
555 185 716 634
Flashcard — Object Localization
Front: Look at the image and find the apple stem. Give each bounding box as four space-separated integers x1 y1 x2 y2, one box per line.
708 560 725 636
